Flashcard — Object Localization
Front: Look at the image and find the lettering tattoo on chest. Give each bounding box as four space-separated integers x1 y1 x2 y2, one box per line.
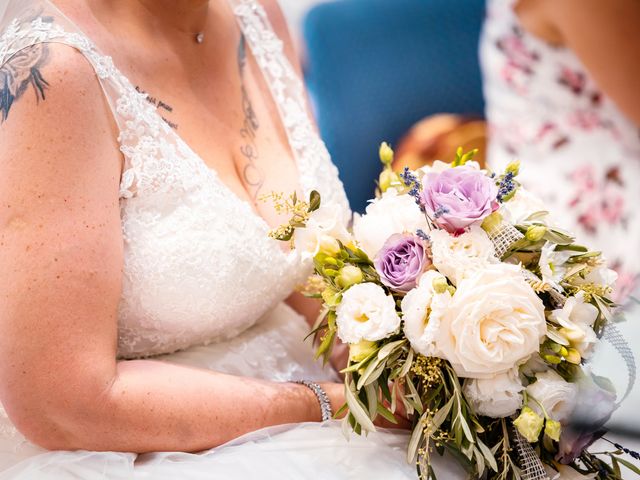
237 35 265 200
0 43 51 124
135 86 179 130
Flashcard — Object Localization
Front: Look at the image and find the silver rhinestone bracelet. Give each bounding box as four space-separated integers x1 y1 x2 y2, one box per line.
294 380 333 422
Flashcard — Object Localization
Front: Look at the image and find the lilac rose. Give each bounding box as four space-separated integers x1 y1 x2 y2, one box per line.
374 233 431 292
421 167 499 234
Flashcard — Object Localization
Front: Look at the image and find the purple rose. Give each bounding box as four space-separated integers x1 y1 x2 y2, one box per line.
374 233 431 292
421 167 498 234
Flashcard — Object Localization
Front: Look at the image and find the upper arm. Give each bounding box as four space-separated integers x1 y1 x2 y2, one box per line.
0 43 123 440
518 0 640 126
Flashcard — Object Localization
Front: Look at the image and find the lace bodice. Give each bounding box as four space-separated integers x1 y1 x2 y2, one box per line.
481 0 640 298
0 0 350 358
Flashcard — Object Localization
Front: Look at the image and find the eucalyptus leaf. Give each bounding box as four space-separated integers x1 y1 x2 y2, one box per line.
613 456 640 475
378 339 406 360
345 382 376 432
364 383 378 419
458 411 475 443
399 348 414 378
407 414 427 463
376 403 398 424
430 396 454 432
476 438 498 472
473 447 485 476
308 190 321 212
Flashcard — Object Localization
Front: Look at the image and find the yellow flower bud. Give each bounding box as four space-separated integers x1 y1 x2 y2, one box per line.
349 340 378 362
336 265 364 289
446 286 456 297
559 346 569 358
379 142 394 165
505 160 521 176
321 287 341 306
481 211 503 234
544 354 562 365
565 348 582 365
432 276 449 294
379 169 400 193
545 419 562 442
559 327 585 343
318 234 341 257
525 225 547 242
514 406 544 443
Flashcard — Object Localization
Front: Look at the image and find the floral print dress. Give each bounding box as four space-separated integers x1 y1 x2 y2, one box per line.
480 0 640 301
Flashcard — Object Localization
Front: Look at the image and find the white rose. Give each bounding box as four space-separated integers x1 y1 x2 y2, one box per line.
401 271 451 357
336 283 401 343
526 370 577 423
434 263 547 378
550 292 599 358
294 204 351 260
499 187 548 225
463 368 524 418
429 226 497 285
352 188 428 258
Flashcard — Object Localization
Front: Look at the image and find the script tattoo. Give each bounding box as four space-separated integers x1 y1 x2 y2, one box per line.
0 43 51 123
237 35 265 200
135 86 179 130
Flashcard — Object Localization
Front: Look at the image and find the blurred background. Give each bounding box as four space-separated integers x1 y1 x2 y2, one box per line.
280 0 640 466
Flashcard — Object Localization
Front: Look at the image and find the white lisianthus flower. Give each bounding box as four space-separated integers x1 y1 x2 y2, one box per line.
336 283 401 343
573 266 618 290
434 263 547 378
499 187 549 225
526 370 577 423
463 368 524 418
429 226 497 285
352 188 428 258
401 271 451 357
550 292 599 359
294 204 351 260
539 242 573 290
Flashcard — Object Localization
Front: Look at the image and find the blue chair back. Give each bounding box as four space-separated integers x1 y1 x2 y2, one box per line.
303 0 486 212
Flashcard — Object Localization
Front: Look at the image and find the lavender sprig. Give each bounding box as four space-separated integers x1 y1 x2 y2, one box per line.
497 171 516 203
400 167 425 212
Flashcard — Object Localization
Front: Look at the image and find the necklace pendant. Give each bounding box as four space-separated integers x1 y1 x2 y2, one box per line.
195 32 205 44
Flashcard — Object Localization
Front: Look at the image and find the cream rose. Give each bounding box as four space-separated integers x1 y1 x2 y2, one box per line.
434 263 547 378
336 283 401 343
429 226 497 285
352 188 428 258
526 370 577 423
463 368 524 418
401 271 451 357
294 204 351 260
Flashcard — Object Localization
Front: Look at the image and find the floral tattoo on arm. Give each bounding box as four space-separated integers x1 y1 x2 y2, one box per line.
0 43 51 123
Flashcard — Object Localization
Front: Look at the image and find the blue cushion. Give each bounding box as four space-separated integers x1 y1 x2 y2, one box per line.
303 0 486 212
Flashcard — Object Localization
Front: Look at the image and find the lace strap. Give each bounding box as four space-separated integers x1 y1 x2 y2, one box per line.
229 0 326 195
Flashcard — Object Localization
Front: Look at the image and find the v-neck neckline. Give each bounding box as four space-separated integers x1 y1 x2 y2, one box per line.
45 0 308 237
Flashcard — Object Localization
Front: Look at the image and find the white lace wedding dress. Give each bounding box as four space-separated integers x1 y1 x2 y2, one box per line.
0 0 467 478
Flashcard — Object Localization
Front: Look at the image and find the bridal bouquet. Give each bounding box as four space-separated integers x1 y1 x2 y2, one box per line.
266 145 639 479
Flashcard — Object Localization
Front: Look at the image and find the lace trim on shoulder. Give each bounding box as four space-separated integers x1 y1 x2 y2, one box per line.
230 0 350 215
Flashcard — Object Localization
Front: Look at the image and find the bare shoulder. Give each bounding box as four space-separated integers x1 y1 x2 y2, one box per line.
0 41 119 154
0 40 122 217
258 0 302 75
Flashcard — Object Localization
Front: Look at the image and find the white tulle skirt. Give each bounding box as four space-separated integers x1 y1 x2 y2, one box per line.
0 303 467 479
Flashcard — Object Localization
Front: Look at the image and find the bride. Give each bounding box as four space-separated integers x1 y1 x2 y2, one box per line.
0 0 467 478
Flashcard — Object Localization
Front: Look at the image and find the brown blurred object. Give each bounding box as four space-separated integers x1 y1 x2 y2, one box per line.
392 114 487 172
